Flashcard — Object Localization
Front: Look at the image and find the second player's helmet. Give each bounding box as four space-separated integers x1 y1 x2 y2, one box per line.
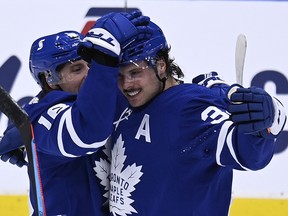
120 21 168 66
29 31 83 87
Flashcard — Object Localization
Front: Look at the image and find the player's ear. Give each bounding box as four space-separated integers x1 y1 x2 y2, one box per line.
156 59 166 77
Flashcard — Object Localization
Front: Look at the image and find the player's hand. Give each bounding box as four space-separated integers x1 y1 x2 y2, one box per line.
92 9 151 48
78 10 152 66
227 85 275 135
0 124 24 154
192 71 227 87
0 147 27 168
0 123 27 167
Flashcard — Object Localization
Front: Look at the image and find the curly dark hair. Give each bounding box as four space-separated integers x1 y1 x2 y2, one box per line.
156 46 184 81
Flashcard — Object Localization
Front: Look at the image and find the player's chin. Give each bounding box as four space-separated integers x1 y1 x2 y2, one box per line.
127 94 148 108
127 98 142 107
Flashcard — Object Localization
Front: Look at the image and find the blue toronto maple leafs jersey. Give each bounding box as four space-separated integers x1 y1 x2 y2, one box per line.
102 83 274 216
25 62 118 216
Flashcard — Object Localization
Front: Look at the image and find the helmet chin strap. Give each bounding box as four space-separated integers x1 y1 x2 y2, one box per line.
153 61 167 91
154 69 167 91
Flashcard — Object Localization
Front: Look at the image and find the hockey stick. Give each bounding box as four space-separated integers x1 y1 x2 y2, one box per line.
0 85 46 216
227 34 247 101
235 34 247 85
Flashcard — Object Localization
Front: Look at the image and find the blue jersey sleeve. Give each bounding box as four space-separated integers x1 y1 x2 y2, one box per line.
26 61 118 158
180 85 274 171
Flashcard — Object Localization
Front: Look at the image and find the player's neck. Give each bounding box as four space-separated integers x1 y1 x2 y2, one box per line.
163 77 179 91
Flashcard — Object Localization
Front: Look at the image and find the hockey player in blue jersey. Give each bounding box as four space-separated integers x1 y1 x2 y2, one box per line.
0 10 152 216
78 15 286 216
25 30 115 216
1 32 110 215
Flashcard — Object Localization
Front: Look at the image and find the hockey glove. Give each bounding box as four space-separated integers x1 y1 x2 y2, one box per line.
227 84 275 135
78 10 151 66
0 124 27 167
0 147 27 168
0 124 23 154
192 71 228 88
192 72 230 99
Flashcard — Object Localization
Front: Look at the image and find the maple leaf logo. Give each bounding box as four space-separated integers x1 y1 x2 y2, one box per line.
94 140 111 198
94 157 110 198
109 134 143 216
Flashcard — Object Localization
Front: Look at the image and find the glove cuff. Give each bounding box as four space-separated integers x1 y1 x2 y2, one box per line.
256 97 286 139
91 49 119 67
269 97 287 136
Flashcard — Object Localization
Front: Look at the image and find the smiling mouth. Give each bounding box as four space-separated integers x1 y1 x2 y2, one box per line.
125 89 141 97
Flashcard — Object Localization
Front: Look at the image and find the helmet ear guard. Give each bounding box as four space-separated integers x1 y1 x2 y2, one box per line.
29 31 83 88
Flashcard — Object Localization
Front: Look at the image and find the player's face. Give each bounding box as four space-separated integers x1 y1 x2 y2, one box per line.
58 60 89 94
118 60 162 107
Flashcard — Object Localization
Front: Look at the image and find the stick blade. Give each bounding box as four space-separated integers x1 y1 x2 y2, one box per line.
235 34 247 85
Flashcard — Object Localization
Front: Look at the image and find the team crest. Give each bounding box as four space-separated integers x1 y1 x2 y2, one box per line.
94 134 143 216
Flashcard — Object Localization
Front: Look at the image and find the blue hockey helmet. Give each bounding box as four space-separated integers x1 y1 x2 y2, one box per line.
120 21 168 66
29 31 83 87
